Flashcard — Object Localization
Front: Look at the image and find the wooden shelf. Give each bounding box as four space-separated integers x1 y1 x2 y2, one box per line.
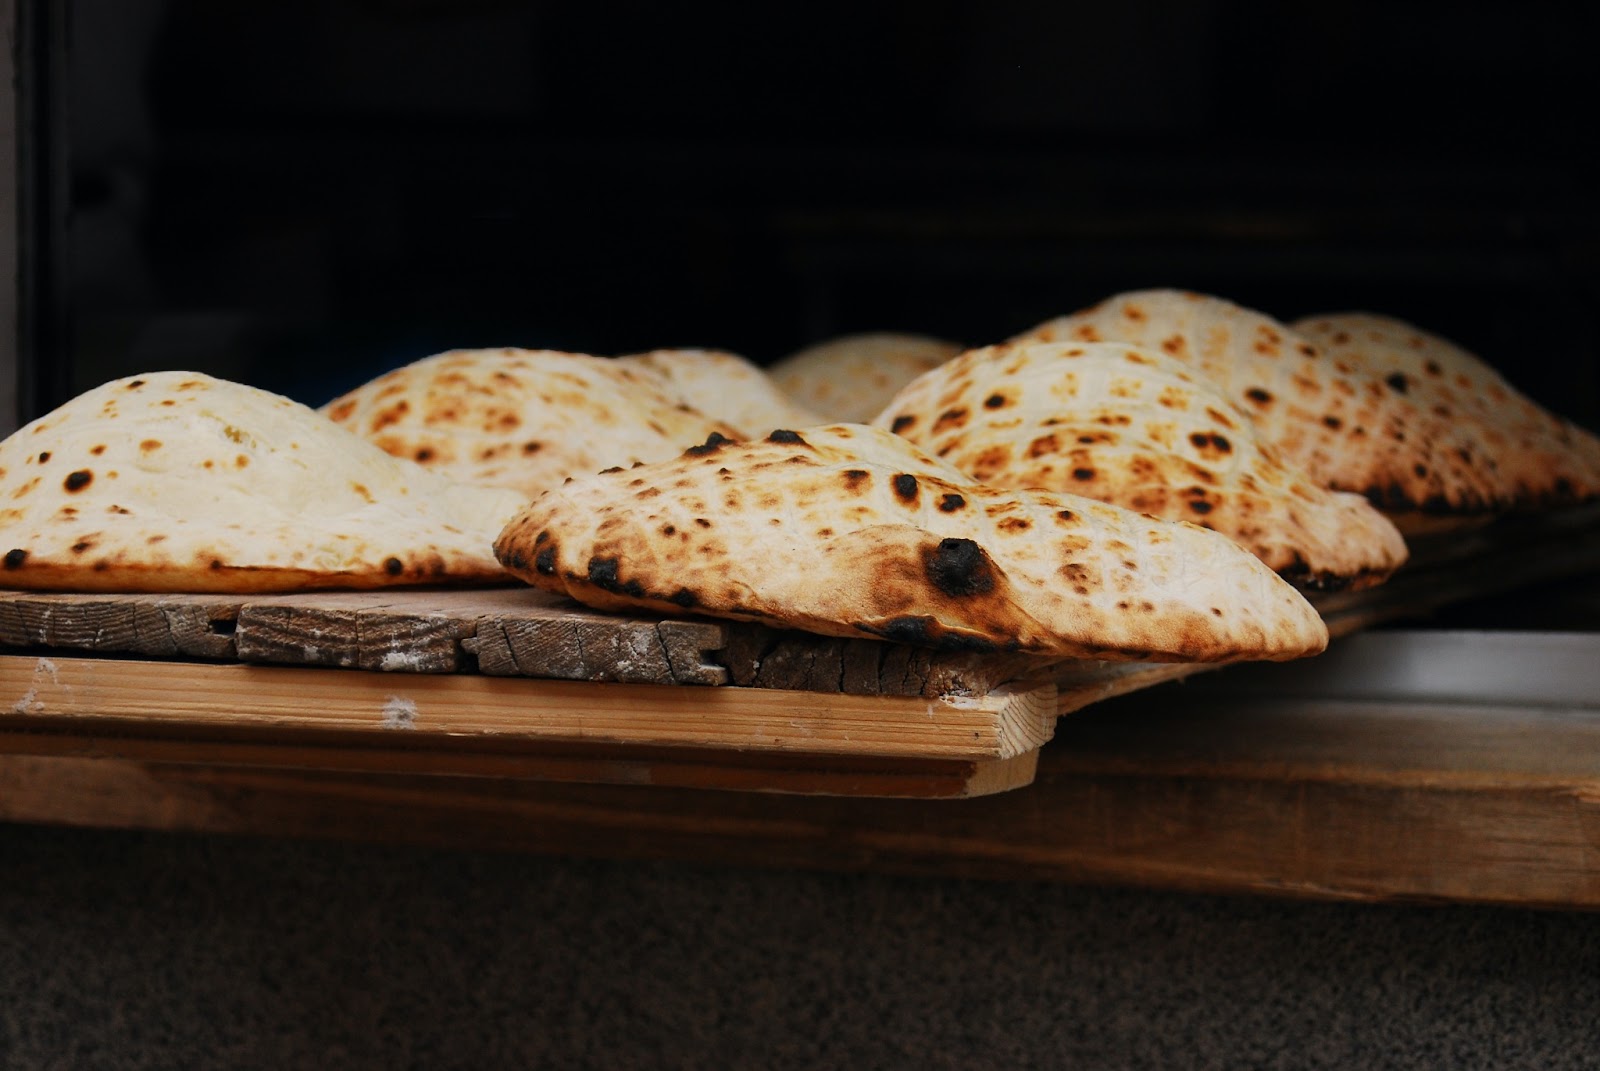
3 507 1600 905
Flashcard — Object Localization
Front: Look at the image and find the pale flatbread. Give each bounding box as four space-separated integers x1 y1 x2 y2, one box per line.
769 333 963 423
875 340 1407 589
320 349 741 499
615 348 824 437
1292 311 1600 515
494 424 1328 663
0 372 526 592
1014 289 1529 525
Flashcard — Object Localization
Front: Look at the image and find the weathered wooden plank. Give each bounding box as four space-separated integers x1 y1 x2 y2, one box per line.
464 603 728 686
0 591 242 659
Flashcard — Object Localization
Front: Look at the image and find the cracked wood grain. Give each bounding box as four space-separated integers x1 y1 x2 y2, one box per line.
0 593 242 659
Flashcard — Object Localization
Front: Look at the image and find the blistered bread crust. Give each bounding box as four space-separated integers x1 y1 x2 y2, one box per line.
0 372 526 592
495 424 1328 663
320 348 742 498
875 340 1407 589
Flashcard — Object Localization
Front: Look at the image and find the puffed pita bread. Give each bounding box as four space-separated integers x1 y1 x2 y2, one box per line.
875 340 1407 589
769 332 963 423
320 349 741 499
615 348 824 437
494 424 1328 663
1292 311 1600 515
0 372 526 592
1014 289 1534 527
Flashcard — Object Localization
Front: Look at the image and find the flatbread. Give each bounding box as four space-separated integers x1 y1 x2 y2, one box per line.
1292 311 1600 515
1014 289 1527 524
320 348 741 498
0 372 526 592
874 340 1408 590
615 348 824 437
769 333 963 423
494 424 1328 663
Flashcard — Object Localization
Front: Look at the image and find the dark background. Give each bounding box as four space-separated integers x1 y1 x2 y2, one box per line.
26 0 1600 418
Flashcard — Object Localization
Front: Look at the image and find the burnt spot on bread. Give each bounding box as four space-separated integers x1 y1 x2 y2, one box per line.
1188 431 1232 455
892 474 919 503
126 379 146 390
531 544 557 575
997 517 1032 533
694 518 712 528
586 556 645 598
1072 467 1095 482
1322 414 1343 430
934 407 969 434
668 587 699 608
842 469 871 492
64 470 93 493
890 415 917 434
522 441 543 455
684 431 731 457
36 452 50 464
1204 408 1237 430
983 393 1009 410
1385 372 1410 394
766 429 806 445
1245 387 1273 406
4 549 28 570
938 493 966 512
1424 360 1443 376
384 557 405 576
598 466 624 475
923 537 997 598
1056 509 1074 523
1188 499 1214 515
70 538 95 555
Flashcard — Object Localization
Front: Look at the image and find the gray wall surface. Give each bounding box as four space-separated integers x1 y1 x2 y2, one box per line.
1 823 1597 1070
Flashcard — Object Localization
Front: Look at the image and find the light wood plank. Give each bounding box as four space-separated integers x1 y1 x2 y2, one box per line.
0 654 1056 763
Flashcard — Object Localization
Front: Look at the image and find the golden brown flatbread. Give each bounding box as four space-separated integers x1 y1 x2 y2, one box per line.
1292 311 1600 515
1014 289 1545 527
769 333 963 423
874 340 1407 589
494 424 1329 663
0 372 525 592
320 348 741 498
615 348 824 437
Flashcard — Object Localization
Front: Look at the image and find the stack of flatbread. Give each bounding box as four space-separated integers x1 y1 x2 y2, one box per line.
769 332 963 423
1014 289 1600 532
320 348 741 499
874 340 1408 589
493 424 1329 663
0 372 524 592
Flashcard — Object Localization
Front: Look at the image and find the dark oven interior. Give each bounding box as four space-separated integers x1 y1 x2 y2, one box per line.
17 0 1599 424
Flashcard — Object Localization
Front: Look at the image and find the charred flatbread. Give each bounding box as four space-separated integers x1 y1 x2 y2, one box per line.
494 424 1328 663
1292 311 1600 516
1015 289 1538 528
875 340 1407 589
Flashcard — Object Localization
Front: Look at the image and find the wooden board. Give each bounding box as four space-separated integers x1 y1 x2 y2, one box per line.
3 664 1597 907
0 654 1057 799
